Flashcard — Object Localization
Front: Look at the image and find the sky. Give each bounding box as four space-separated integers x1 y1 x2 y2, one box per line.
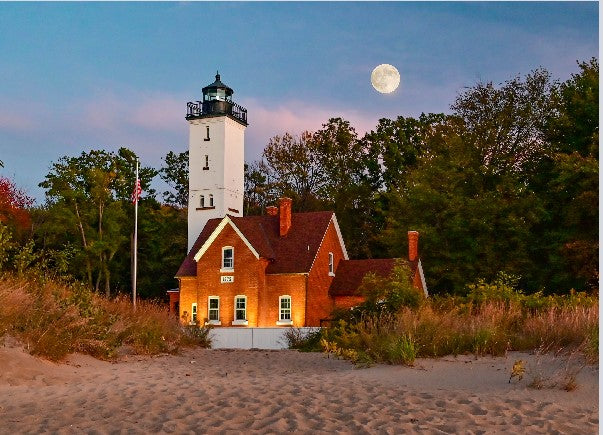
0 2 598 203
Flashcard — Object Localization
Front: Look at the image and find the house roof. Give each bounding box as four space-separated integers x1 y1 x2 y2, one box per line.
329 258 419 297
176 211 339 277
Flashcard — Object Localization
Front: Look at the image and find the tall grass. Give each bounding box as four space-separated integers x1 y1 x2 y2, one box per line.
0 275 210 361
319 298 598 366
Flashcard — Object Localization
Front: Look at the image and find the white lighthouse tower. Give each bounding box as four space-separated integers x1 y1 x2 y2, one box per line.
185 73 248 251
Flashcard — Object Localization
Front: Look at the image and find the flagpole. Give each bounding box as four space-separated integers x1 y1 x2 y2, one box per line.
133 158 139 310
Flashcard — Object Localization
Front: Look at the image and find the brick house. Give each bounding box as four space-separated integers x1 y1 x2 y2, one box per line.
173 75 426 327
174 197 427 327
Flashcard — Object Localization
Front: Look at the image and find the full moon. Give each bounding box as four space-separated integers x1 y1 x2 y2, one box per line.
371 64 400 94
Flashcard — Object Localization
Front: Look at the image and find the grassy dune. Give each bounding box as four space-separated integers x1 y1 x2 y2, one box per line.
0 276 210 361
293 296 598 367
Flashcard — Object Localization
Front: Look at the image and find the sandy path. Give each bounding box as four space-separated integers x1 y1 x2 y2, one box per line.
0 345 598 434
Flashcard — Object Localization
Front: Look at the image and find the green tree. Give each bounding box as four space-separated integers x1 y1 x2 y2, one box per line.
451 68 555 176
38 148 155 296
160 150 189 208
260 131 325 211
530 59 599 292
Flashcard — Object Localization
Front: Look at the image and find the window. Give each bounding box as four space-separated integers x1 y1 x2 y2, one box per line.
200 195 205 208
279 296 292 323
209 194 214 207
208 296 220 324
191 303 198 324
203 154 209 170
328 252 335 276
204 126 210 141
233 295 247 325
222 247 233 270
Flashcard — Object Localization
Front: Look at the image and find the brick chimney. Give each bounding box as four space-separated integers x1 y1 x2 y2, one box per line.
266 206 278 216
408 231 419 262
279 197 292 237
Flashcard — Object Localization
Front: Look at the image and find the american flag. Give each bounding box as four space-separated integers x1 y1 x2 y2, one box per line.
131 178 142 204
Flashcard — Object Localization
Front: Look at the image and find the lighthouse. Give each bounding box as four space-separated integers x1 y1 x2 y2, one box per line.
185 73 248 251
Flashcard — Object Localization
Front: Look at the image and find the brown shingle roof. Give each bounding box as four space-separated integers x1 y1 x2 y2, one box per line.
175 211 335 277
329 258 417 297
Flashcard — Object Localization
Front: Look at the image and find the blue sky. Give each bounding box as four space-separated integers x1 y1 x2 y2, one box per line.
0 2 598 202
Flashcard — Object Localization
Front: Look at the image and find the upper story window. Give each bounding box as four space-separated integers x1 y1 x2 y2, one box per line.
203 154 209 170
204 126 210 141
328 252 335 276
209 194 214 207
222 247 234 270
200 195 205 208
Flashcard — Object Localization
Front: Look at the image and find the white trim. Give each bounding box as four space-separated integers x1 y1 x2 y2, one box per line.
278 295 292 322
221 246 234 270
331 215 349 260
208 296 220 323
417 259 429 297
191 302 198 325
328 252 334 275
231 320 249 326
234 295 247 323
193 215 260 262
206 320 222 326
308 214 349 273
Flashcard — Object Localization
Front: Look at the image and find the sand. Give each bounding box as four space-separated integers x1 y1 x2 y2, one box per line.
0 341 598 434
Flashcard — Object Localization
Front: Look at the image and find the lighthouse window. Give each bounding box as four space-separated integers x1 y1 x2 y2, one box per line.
203 154 209 170
204 126 210 141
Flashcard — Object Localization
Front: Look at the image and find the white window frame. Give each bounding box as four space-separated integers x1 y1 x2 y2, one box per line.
276 295 293 326
191 302 198 325
221 246 234 272
232 295 248 325
328 252 335 276
206 296 221 325
209 194 214 207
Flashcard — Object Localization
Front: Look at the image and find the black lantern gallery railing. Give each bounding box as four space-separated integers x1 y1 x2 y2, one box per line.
186 100 248 125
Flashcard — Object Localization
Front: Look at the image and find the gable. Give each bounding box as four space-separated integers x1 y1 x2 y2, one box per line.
308 215 349 273
193 216 259 262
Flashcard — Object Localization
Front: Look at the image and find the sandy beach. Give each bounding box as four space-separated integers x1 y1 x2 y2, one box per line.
0 341 598 434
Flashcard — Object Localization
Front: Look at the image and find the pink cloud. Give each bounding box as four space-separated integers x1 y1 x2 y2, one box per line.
0 109 34 131
240 97 382 160
79 91 183 133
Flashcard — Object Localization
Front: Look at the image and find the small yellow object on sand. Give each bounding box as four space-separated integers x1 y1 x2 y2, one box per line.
509 360 525 383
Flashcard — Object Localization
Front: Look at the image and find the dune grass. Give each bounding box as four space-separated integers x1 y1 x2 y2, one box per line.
314 297 598 366
0 275 210 361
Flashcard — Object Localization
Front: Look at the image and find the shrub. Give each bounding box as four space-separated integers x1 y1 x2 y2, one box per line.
0 275 210 361
284 328 323 352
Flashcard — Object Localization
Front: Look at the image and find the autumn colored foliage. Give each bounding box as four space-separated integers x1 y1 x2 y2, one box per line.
0 176 33 236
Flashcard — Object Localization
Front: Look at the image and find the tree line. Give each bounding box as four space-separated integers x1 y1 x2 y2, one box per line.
0 59 597 297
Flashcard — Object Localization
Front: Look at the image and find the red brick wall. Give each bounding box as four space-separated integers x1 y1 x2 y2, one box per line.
187 223 268 327
306 220 345 326
264 274 307 327
178 277 198 324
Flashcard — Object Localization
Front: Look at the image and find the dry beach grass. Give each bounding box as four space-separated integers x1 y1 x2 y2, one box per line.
0 341 598 434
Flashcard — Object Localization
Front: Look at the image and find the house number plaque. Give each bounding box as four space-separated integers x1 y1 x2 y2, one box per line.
221 276 234 283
